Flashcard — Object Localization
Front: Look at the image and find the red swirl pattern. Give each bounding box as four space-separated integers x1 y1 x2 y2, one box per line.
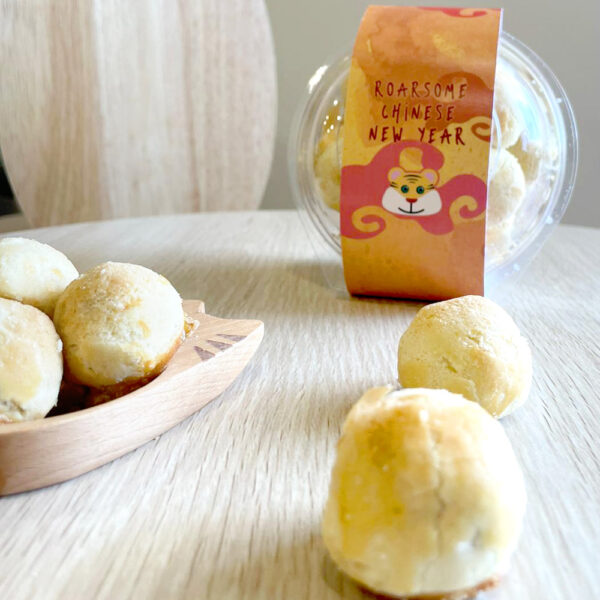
419 7 490 18
471 121 492 142
341 141 487 238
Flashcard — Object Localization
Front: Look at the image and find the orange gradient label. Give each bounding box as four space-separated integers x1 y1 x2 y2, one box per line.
341 6 502 300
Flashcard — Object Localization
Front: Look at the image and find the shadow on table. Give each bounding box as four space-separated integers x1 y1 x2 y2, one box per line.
175 525 370 600
160 253 425 321
59 231 425 319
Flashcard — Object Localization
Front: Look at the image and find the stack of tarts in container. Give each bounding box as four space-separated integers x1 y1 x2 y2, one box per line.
290 34 578 282
0 237 189 423
312 66 552 268
323 296 532 600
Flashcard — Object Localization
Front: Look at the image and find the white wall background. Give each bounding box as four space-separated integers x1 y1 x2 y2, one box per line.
262 0 600 227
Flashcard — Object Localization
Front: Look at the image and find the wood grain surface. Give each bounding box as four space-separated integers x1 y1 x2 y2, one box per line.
0 0 276 226
0 301 263 496
0 212 598 599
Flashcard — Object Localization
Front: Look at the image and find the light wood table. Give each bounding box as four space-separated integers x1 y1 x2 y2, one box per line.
0 211 598 600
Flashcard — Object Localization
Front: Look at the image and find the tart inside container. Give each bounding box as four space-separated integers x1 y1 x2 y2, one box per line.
289 32 578 291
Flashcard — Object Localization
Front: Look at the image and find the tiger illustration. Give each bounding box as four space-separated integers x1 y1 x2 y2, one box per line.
382 167 441 216
340 141 487 237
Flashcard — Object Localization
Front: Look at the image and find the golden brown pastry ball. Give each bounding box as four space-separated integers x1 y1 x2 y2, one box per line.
322 386 526 599
0 298 63 422
508 137 544 183
314 129 343 211
487 149 526 228
398 296 532 418
0 237 78 317
54 262 184 390
486 218 516 266
492 72 523 149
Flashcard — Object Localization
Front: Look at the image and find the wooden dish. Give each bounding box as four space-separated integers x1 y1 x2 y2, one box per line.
0 300 264 496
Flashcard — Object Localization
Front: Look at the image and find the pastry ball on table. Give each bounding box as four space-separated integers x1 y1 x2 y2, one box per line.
54 262 184 393
0 237 78 317
0 298 63 422
323 386 526 600
398 296 532 418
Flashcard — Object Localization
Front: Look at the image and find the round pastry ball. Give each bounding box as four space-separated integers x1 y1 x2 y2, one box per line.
398 296 532 418
0 298 63 422
322 386 526 599
509 138 544 183
0 237 78 317
492 72 523 149
487 149 526 228
54 262 184 389
314 129 343 211
486 217 515 266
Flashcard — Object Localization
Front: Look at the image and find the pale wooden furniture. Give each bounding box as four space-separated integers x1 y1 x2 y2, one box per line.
0 213 29 233
0 212 598 599
0 1 276 226
0 301 263 496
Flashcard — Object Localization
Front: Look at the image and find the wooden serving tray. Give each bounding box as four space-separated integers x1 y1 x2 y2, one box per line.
0 301 264 496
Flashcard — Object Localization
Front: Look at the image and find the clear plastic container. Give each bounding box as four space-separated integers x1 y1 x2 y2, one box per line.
289 32 578 292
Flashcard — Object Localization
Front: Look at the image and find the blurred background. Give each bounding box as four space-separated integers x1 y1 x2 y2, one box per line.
262 0 600 226
1 0 598 227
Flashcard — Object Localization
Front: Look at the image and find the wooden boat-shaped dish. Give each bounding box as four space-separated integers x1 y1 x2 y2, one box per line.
0 300 264 496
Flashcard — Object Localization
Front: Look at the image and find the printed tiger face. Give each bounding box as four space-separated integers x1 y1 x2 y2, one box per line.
381 167 442 216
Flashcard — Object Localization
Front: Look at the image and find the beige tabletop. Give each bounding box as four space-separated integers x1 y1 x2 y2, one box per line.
0 211 598 600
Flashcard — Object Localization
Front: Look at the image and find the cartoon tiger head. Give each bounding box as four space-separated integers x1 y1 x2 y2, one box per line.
382 167 442 216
